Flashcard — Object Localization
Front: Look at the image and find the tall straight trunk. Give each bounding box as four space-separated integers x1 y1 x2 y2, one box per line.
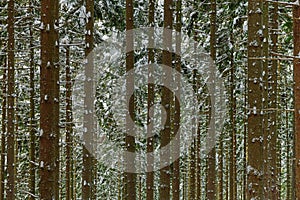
188 70 197 200
124 0 136 199
243 74 247 200
82 0 95 198
91 156 97 199
262 1 269 198
229 31 237 200
159 0 172 199
228 6 237 198
247 0 264 199
7 0 15 198
188 141 196 200
39 0 60 199
217 134 223 200
225 149 229 200
53 3 60 199
182 157 187 200
196 82 202 200
65 45 73 200
146 0 155 199
172 0 181 199
293 3 300 199
207 0 216 199
0 8 6 200
51 0 60 199
269 1 279 199
286 82 291 200
29 2 36 198
196 74 203 199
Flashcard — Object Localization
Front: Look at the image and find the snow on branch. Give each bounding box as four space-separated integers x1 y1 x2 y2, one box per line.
266 0 299 7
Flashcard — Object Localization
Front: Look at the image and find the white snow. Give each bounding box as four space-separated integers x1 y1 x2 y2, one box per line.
40 161 44 168
253 106 257 115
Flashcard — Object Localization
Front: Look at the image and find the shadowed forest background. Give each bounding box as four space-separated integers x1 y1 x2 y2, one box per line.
0 0 300 199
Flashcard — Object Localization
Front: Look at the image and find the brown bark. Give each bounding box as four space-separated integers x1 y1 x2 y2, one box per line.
286 97 292 200
192 13 202 200
188 71 197 200
182 159 187 200
207 0 216 199
0 66 5 200
196 117 201 200
262 1 269 198
247 0 264 199
188 141 196 200
65 45 73 200
269 2 279 199
39 0 60 199
172 0 181 199
0 7 6 200
29 2 36 198
146 0 155 199
293 3 300 200
124 0 136 198
82 0 95 198
229 31 237 200
159 0 172 199
7 0 15 198
243 74 247 200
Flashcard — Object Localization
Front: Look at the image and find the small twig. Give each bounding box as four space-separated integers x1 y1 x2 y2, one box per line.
271 51 300 59
249 57 293 61
247 108 295 112
19 190 38 198
59 42 85 47
266 0 299 7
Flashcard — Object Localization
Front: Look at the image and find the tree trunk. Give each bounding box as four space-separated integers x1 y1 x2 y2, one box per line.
188 70 197 200
269 1 279 199
39 0 60 198
124 0 136 199
82 0 95 198
247 0 264 199
65 45 73 200
293 3 300 199
207 0 216 199
0 32 6 200
229 31 237 200
262 1 269 198
159 0 172 199
146 0 155 199
0 5 6 199
172 0 181 199
7 0 15 198
29 2 36 198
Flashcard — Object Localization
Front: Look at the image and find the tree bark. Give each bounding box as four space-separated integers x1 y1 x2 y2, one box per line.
229 31 237 200
82 0 95 198
0 3 6 199
146 0 155 199
65 45 73 200
269 1 279 199
29 1 36 198
262 1 269 198
207 0 216 199
0 61 5 200
172 0 181 199
159 0 172 199
7 0 15 198
39 0 60 198
247 0 264 199
293 3 300 200
124 0 136 199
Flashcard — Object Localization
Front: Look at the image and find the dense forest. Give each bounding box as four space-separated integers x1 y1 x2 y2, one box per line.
0 0 300 199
